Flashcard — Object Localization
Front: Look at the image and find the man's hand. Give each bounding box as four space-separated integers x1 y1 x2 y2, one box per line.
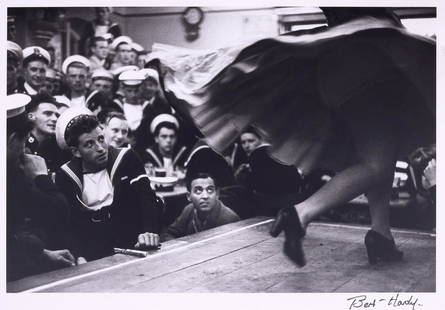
23 154 48 180
77 257 88 265
134 232 160 250
42 249 76 267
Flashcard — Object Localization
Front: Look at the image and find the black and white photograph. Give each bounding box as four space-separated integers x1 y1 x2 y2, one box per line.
2 0 442 309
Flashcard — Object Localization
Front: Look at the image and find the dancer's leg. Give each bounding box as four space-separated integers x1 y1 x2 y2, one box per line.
295 84 399 232
366 169 395 239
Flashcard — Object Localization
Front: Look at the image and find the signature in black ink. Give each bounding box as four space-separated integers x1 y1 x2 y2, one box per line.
347 293 422 310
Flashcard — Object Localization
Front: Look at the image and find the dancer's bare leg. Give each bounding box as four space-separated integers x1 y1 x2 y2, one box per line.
295 85 398 236
366 169 395 239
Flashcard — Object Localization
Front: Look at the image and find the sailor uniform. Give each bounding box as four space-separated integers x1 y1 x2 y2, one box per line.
55 146 163 260
143 143 189 171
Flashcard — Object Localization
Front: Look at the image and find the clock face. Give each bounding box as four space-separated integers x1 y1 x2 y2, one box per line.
183 7 203 26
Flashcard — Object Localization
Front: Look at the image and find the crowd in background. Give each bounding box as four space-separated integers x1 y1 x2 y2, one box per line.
6 7 436 282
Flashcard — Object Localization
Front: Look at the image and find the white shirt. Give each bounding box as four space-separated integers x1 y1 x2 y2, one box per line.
162 157 174 176
82 169 114 211
95 25 109 37
71 95 86 108
123 102 145 131
24 82 38 95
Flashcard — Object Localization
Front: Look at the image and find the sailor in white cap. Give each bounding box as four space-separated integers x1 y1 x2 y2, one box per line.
142 113 188 175
19 46 51 95
139 68 162 103
90 69 114 100
7 93 76 279
7 41 23 94
25 93 71 173
109 36 133 71
129 42 144 67
128 67 173 151
7 93 32 164
89 36 111 71
111 69 146 132
54 108 162 261
60 55 91 108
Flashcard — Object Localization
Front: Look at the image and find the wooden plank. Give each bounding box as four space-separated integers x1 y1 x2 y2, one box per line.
7 252 138 293
8 218 435 293
186 236 363 292
15 218 272 292
119 238 279 292
8 217 270 292
180 224 435 292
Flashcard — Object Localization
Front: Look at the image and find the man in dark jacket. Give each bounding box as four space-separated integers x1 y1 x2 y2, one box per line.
7 93 75 282
25 93 71 173
161 172 239 241
55 107 163 261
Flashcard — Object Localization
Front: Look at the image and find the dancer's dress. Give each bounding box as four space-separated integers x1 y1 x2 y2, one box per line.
148 16 435 173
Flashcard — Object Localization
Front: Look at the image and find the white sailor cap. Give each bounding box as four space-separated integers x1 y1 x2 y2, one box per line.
139 68 159 83
7 40 23 61
131 42 144 53
55 107 94 149
91 69 114 81
110 35 133 51
22 46 51 66
62 55 91 75
53 95 71 108
7 93 32 119
119 69 145 86
150 113 179 134
111 65 139 77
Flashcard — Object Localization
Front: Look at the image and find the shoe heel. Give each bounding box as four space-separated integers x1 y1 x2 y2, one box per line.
270 210 285 237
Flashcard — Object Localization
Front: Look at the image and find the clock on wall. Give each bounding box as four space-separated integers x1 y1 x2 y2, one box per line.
182 7 204 41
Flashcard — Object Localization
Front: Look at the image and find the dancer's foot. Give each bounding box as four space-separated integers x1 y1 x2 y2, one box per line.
270 205 306 267
364 229 403 264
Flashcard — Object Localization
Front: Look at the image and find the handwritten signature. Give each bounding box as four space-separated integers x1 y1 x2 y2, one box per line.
347 293 422 310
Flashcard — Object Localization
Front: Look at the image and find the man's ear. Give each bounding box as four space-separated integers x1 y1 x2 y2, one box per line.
154 136 159 144
186 192 191 202
70 146 82 158
27 112 35 121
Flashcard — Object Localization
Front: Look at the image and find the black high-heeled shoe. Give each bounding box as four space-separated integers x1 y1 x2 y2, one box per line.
364 230 404 264
270 206 306 267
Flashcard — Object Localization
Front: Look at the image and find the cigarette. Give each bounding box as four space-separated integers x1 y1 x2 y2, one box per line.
113 248 148 257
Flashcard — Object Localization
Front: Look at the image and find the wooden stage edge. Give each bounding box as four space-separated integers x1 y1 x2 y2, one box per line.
8 217 436 293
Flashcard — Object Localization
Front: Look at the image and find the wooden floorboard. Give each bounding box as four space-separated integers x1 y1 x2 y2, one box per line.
7 217 435 293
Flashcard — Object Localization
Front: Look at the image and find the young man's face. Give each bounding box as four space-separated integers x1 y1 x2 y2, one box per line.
28 103 59 137
91 40 109 60
123 84 141 104
24 60 47 89
117 44 132 65
155 127 177 155
137 54 146 69
66 66 88 93
104 117 129 148
142 79 158 99
72 126 109 171
240 132 261 156
188 177 219 214
91 78 113 99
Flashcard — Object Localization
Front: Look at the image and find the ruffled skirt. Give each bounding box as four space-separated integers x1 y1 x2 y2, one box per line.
150 18 435 173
